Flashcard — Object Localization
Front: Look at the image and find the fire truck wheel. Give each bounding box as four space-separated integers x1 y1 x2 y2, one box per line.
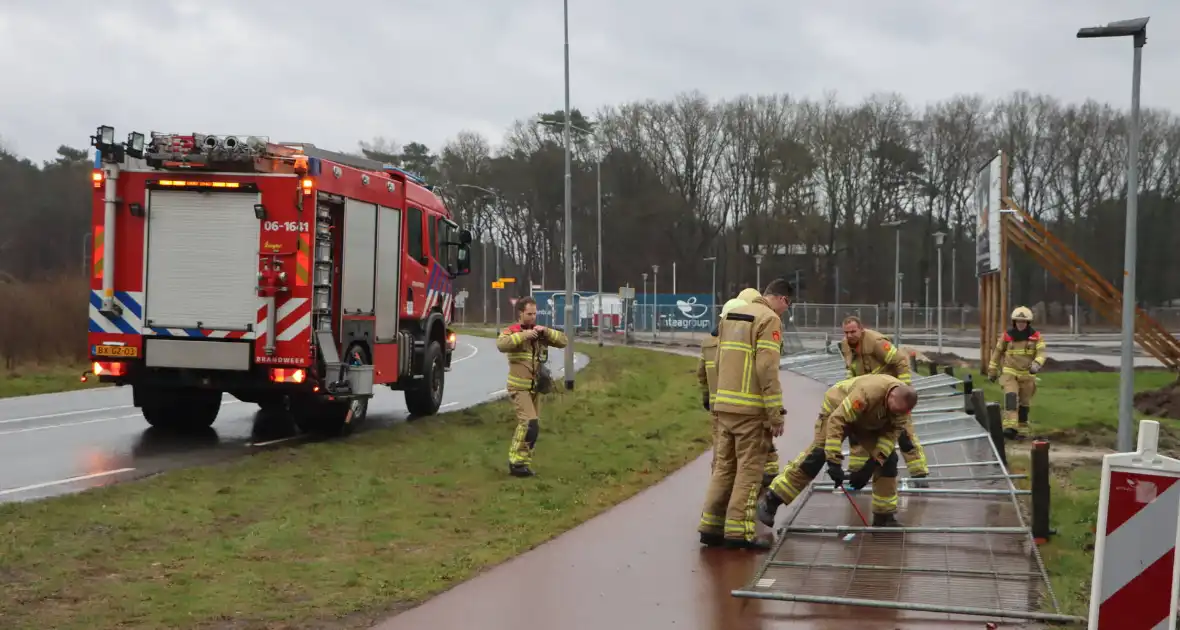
405 340 445 417
140 388 221 431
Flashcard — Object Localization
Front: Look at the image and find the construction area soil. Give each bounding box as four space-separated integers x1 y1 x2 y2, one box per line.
916 350 1123 374
370 371 1032 630
1134 379 1180 421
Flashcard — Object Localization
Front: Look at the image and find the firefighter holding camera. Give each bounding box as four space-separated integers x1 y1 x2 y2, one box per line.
496 296 568 477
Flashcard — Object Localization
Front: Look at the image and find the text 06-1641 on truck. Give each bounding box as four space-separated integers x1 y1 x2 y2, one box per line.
83 125 472 437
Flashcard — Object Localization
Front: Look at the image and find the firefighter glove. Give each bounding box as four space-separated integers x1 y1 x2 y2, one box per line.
847 458 878 491
826 462 845 487
987 370 998 383
1029 362 1041 374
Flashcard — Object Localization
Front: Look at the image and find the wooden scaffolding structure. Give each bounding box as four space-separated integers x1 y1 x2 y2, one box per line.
979 152 1180 371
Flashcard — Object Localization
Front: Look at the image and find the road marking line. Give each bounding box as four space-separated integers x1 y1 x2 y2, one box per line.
440 402 458 409
0 414 145 436
249 436 302 447
0 398 240 426
0 404 133 425
0 467 136 497
450 343 478 364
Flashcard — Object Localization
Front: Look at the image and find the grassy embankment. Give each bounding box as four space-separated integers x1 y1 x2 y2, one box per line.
0 276 100 398
970 369 1178 621
0 340 710 630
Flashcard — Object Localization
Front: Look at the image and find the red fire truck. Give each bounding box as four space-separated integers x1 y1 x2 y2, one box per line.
83 125 472 436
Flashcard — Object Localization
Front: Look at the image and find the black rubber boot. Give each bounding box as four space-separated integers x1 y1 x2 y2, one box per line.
872 512 902 528
1003 428 1019 440
756 490 782 527
1018 406 1030 439
761 472 775 490
509 463 535 477
723 537 774 551
699 532 724 547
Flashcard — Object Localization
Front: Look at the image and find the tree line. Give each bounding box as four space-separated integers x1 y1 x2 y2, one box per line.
3 90 1180 323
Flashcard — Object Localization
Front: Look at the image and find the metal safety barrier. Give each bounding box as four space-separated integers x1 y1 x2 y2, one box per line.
735 349 1084 625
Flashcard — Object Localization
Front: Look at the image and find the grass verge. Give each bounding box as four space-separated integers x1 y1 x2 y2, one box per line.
0 343 709 630
973 370 1179 451
1008 454 1101 624
0 362 104 399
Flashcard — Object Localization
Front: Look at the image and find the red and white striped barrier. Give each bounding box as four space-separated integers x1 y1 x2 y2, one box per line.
1088 419 1180 629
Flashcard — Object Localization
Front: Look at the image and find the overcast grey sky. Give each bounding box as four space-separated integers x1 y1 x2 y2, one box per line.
1 0 1176 163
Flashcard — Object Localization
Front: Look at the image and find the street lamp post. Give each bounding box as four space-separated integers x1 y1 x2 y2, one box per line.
455 183 500 325
754 253 764 289
884 219 907 345
934 231 946 354
561 0 575 390
652 264 659 337
1078 16 1149 453
704 256 717 328
539 118 604 348
641 272 648 334
924 277 930 330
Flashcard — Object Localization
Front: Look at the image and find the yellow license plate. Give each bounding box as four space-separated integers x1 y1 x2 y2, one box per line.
93 345 139 358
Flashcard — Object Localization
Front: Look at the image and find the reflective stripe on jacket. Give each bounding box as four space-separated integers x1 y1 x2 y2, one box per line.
822 374 908 465
989 330 1047 376
840 328 911 384
496 324 569 391
712 297 783 421
698 334 720 404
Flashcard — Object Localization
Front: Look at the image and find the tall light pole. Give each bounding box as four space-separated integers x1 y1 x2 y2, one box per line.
539 119 604 347
456 183 500 325
884 219 907 345
652 264 659 337
934 231 946 353
704 256 717 328
754 253 764 289
561 0 575 389
1078 16 1148 453
641 272 648 332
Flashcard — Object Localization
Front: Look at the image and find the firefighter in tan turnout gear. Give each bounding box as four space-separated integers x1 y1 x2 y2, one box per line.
697 279 791 550
496 296 568 477
698 298 751 472
988 306 1047 440
839 316 928 481
758 374 919 529
724 288 781 485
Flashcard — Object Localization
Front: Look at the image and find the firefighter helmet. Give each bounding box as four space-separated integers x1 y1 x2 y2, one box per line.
1011 306 1033 322
720 298 747 319
737 288 762 303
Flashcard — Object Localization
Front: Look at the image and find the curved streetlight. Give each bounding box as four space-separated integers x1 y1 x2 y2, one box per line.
1077 16 1149 453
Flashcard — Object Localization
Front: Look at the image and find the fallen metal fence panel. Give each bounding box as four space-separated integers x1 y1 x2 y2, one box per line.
735 358 1082 625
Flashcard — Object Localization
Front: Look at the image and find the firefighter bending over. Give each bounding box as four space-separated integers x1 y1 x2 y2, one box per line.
839 316 928 481
758 374 918 529
697 279 791 550
698 298 751 472
988 306 1047 440
733 287 782 486
496 296 568 477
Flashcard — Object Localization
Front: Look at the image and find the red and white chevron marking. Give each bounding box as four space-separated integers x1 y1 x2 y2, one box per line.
425 289 452 322
1090 465 1180 629
256 298 311 346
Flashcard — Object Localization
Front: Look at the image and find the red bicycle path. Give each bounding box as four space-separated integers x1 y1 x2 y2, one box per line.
371 369 1011 630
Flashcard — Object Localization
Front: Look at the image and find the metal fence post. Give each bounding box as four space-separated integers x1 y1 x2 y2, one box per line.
1031 439 1054 543
985 402 1008 466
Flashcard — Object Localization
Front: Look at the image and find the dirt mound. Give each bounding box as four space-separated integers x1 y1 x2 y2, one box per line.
1040 357 1116 373
915 351 978 370
1135 379 1180 421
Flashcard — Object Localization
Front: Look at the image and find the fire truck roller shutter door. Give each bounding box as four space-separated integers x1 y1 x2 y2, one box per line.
143 189 262 335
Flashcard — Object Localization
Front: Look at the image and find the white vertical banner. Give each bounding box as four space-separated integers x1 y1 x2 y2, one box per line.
974 152 1003 276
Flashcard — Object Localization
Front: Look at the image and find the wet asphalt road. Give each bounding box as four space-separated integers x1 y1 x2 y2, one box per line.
0 336 588 503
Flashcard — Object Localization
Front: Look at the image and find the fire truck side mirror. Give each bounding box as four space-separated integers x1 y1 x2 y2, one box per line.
458 229 472 245
453 244 472 276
